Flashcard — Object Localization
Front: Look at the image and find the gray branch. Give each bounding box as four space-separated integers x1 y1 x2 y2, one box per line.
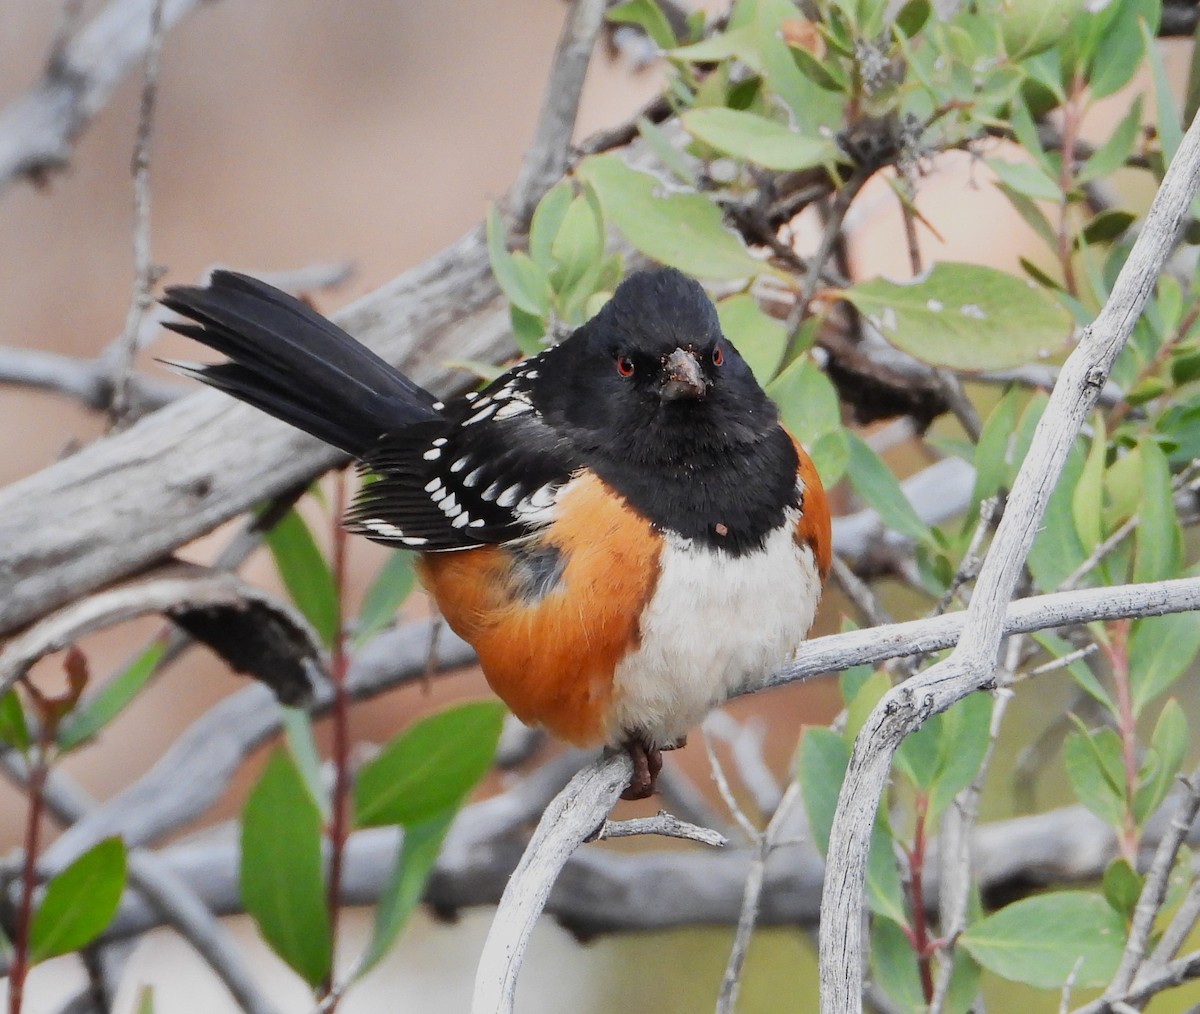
0 0 203 194
818 93 1200 1014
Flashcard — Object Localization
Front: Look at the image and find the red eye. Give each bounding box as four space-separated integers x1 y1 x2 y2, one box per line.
616 355 635 377
712 345 724 366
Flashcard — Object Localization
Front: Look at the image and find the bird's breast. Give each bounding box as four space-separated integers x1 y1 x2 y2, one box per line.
607 512 823 748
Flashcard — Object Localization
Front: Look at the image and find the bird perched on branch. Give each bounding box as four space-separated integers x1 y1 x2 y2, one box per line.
163 267 830 799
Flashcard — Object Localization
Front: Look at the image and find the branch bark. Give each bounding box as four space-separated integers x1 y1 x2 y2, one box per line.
817 97 1200 1014
0 0 203 194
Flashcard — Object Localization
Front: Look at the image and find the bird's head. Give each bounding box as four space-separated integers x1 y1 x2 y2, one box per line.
541 268 779 468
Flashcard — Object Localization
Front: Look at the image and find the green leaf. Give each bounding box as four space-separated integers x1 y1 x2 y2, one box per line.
667 23 759 66
716 293 786 383
960 892 1125 988
1133 438 1181 585
987 158 1062 203
1089 0 1155 99
281 706 327 818
576 154 765 280
636 117 698 186
1027 441 1089 591
29 838 127 963
607 0 677 50
797 726 849 856
354 701 504 827
753 0 842 131
486 204 550 317
1130 608 1200 716
1133 699 1188 824
1072 416 1106 552
550 195 606 297
845 670 891 743
894 0 932 38
845 433 933 545
1143 18 1182 167
894 712 943 791
810 428 850 487
1078 98 1144 184
870 917 923 1011
681 107 836 171
528 182 574 272
240 749 331 987
840 263 1072 371
0 688 30 752
1064 726 1127 828
971 386 1021 507
1102 857 1142 920
927 691 993 820
359 810 456 975
262 507 339 647
57 640 167 751
765 355 840 444
354 552 415 648
1081 210 1136 246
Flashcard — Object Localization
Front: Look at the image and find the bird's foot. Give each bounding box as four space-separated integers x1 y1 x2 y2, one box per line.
619 738 663 800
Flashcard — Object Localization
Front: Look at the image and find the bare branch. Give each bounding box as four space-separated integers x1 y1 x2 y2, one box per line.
107 0 166 426
0 564 325 704
0 0 203 194
470 752 631 1014
0 752 280 1014
819 108 1200 1014
591 812 728 847
1103 764 1200 999
507 0 608 225
716 780 805 1014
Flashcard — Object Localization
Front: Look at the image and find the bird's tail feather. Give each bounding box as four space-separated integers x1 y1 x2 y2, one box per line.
161 270 440 456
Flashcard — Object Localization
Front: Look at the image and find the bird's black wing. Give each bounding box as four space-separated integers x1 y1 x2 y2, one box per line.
346 361 581 551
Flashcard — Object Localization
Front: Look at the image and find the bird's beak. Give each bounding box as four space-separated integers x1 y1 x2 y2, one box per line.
658 348 708 401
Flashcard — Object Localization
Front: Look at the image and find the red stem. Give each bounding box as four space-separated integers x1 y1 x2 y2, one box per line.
1057 75 1084 298
1106 620 1140 863
8 736 51 1014
906 792 936 1004
321 471 351 1004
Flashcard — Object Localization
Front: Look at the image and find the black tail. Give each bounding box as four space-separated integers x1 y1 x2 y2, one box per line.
161 271 441 456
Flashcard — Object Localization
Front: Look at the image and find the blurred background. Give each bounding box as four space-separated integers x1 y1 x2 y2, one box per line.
0 1 1191 1011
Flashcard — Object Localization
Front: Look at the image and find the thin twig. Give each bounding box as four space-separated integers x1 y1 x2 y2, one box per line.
508 0 608 225
591 812 727 848
107 0 166 428
819 99 1200 1014
1149 877 1200 970
470 752 631 1014
704 725 760 842
716 780 804 1014
0 0 203 194
1103 763 1200 999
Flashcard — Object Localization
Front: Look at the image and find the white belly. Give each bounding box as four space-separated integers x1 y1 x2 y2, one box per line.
607 516 822 747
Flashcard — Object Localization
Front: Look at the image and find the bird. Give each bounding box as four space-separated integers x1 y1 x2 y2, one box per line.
161 266 831 799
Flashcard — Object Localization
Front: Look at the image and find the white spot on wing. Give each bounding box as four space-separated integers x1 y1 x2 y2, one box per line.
450 455 471 472
494 400 532 421
451 512 472 528
528 483 556 509
424 478 444 495
422 447 441 461
496 483 523 508
464 402 498 425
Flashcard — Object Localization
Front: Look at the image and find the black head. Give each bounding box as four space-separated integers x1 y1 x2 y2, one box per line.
538 268 780 469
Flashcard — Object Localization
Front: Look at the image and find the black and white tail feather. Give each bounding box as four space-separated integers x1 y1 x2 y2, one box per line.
162 271 576 552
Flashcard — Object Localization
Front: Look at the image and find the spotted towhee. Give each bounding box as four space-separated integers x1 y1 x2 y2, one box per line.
163 267 830 798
